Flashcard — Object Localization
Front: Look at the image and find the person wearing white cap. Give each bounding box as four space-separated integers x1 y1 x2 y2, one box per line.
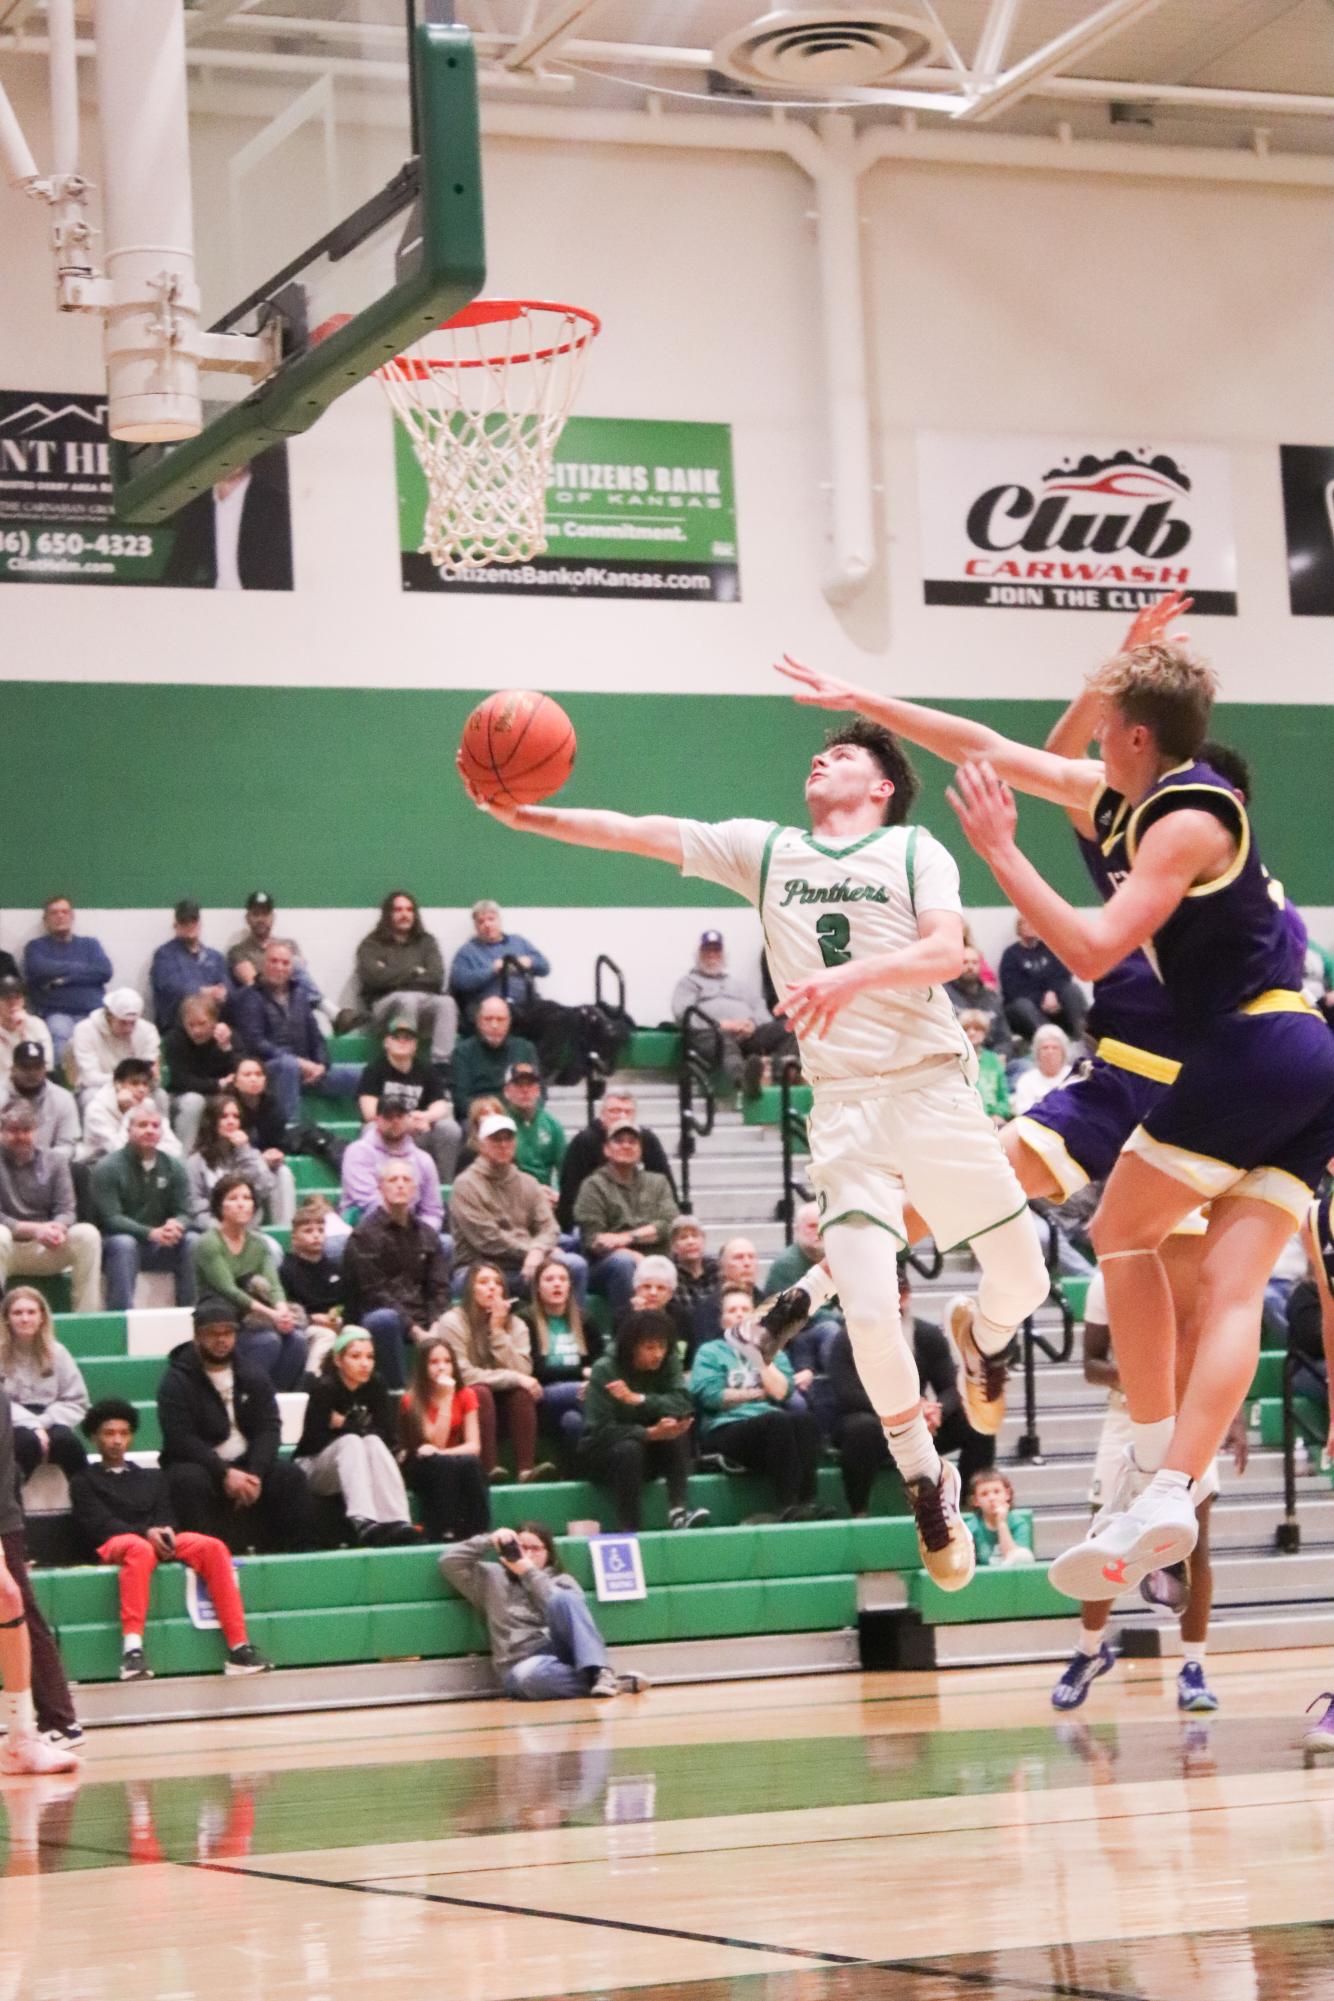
67 989 161 1105
447 1112 573 1297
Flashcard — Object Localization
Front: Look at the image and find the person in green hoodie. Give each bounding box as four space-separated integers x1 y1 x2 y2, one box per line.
577 1309 710 1533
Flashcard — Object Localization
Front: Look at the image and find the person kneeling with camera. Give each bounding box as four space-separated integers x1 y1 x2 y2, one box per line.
440 1522 648 1701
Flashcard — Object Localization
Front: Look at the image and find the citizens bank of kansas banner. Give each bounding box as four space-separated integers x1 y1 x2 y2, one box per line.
0 390 292 589
917 432 1238 614
396 415 739 600
1280 444 1334 617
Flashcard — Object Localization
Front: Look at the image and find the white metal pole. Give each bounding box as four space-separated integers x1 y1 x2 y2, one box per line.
810 115 876 605
46 0 79 176
0 76 41 188
93 0 202 440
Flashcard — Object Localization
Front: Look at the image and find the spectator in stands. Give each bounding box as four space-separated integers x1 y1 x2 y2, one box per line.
827 1267 995 1513
397 1337 491 1541
689 1236 762 1351
961 922 999 989
672 930 797 1098
690 1289 822 1518
959 1010 1013 1124
0 1104 101 1310
436 1263 553 1483
91 1102 196 1311
227 892 322 1007
452 998 538 1122
0 1386 81 1774
670 1215 719 1322
343 1159 452 1390
280 1198 347 1336
71 1398 271 1680
578 1309 705 1532
185 1094 277 1230
352 892 455 1066
999 914 1087 1043
558 1086 676 1234
69 988 160 1102
5 1040 79 1161
23 897 112 1065
503 1062 566 1198
294 1329 416 1545
230 942 360 1124
149 900 230 1035
0 977 53 1094
945 944 1012 1056
629 1254 693 1359
163 994 235 1150
231 1055 288 1163
763 1203 825 1301
340 1095 444 1233
192 1174 305 1390
966 1471 1035 1568
574 1121 677 1322
0 1286 89 1484
356 1016 460 1184
158 1297 317 1552
449 1111 566 1294
450 900 551 1022
522 1254 596 1452
1010 1025 1073 1117
441 1522 644 1701
78 1058 180 1169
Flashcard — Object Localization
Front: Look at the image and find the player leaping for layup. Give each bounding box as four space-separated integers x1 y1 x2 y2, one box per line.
459 724 1049 1589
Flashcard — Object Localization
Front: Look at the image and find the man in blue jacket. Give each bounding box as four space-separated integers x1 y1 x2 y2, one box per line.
230 941 361 1124
23 896 112 1064
149 900 231 1033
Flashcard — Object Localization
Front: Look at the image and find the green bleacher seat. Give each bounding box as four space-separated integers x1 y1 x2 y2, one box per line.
326 1033 377 1064
910 1562 1068 1624
82 1356 168 1400
56 1312 129 1358
290 1157 339 1193
741 1083 813 1127
625 1028 680 1070
1055 1273 1092 1325
1256 1395 1327 1450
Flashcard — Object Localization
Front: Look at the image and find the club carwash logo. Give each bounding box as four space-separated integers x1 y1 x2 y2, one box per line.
919 434 1238 615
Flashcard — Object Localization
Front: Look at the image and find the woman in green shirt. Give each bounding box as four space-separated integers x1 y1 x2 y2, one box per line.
578 1310 709 1533
192 1173 306 1390
522 1255 598 1458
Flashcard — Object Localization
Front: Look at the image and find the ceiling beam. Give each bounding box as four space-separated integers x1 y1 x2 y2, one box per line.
501 0 605 74
955 0 1170 123
972 0 1024 85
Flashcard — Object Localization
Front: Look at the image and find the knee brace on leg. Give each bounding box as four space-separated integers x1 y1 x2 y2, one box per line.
822 1222 921 1416
973 1210 1050 1350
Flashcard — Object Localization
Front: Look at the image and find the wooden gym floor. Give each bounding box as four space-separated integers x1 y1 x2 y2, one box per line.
4 1649 1334 1999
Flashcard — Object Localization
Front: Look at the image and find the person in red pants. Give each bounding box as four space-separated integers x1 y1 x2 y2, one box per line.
69 1399 272 1682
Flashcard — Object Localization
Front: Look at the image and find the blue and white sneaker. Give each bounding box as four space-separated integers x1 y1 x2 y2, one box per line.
1050 1642 1116 1711
1176 1661 1219 1712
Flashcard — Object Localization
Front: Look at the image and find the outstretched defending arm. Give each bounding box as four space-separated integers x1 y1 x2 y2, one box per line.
1043 594 1194 828
946 761 1231 982
457 760 684 868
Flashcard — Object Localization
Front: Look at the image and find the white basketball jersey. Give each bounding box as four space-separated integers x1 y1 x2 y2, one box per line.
678 816 970 1084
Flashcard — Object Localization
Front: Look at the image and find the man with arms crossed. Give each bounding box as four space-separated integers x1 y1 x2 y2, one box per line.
459 726 1048 1586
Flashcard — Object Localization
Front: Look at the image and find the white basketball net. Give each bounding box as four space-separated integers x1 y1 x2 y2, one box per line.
376 300 600 574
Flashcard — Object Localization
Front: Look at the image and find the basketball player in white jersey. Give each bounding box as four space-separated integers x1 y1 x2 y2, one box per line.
458 721 1049 1587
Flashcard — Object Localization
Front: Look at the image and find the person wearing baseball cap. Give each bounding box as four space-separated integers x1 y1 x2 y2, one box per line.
354 1013 461 1183
0 974 53 1094
501 1061 567 1194
671 929 797 1101
448 1108 581 1298
5 1040 79 1159
573 1121 679 1322
67 987 161 1103
225 895 323 1008
149 899 231 1033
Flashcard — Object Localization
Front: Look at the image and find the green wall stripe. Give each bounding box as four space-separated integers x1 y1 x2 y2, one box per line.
0 685 1327 908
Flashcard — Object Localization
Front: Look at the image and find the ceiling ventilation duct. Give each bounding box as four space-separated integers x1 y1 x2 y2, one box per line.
712 8 944 92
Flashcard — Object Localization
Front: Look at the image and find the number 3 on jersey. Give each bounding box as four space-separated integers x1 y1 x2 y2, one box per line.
815 912 852 967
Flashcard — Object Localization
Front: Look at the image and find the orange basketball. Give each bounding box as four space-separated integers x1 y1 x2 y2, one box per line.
459 690 577 807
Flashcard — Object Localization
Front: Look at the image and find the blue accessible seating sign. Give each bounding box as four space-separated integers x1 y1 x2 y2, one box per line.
589 1535 647 1603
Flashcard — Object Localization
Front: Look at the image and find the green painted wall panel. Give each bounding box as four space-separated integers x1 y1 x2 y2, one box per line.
1 684 1329 906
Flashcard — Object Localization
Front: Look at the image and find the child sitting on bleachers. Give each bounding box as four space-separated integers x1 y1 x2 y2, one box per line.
69 1398 272 1681
965 1471 1035 1569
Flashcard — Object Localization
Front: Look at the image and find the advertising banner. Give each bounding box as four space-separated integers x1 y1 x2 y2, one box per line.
1279 444 1334 617
0 390 293 589
397 414 739 600
917 432 1237 614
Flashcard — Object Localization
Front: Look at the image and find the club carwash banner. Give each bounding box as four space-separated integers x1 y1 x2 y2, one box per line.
917 432 1238 614
396 414 740 600
0 390 293 589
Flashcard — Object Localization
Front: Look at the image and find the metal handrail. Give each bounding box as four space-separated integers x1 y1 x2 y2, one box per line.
677 1005 721 1213
777 1056 805 1245
1278 1341 1302 1553
498 952 536 1012
1014 1208 1078 1464
594 953 625 1018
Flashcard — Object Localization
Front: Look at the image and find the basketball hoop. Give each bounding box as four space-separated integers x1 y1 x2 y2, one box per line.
376 298 600 574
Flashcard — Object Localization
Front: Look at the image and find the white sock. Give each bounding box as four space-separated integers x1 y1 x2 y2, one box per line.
1144 1467 1192 1501
3 1689 36 1743
1130 1417 1176 1475
1077 1625 1106 1657
1181 1640 1207 1666
123 1632 143 1652
797 1263 838 1310
884 1414 942 1486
